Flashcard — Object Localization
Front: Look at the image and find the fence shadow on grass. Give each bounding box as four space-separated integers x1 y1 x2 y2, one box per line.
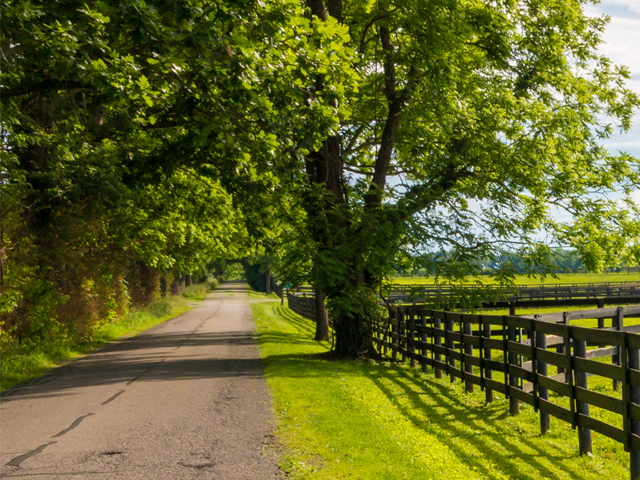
264 304 628 480
364 364 598 480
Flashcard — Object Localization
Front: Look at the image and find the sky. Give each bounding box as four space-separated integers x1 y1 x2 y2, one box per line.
585 0 640 164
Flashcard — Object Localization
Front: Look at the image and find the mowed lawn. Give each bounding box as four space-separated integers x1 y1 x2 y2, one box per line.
392 272 640 286
252 301 632 480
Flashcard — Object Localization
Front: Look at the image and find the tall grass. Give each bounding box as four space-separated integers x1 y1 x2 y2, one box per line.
182 279 218 300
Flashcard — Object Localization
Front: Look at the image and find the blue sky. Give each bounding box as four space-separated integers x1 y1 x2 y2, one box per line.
586 0 640 163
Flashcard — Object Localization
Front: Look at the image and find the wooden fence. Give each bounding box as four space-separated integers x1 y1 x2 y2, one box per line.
287 291 316 320
283 286 640 323
373 304 640 478
272 279 284 300
288 282 640 307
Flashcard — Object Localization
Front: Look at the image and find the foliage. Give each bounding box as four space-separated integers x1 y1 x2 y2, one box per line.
3 0 640 359
262 0 640 356
1 0 296 345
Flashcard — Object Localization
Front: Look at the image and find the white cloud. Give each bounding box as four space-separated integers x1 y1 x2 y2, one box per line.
599 0 640 15
592 16 640 76
582 4 640 159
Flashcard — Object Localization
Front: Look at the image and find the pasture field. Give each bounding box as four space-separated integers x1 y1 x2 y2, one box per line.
252 300 633 479
392 272 640 286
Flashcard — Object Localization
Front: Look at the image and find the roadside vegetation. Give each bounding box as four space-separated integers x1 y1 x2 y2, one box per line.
182 279 219 301
247 290 281 301
252 300 631 479
1 281 216 391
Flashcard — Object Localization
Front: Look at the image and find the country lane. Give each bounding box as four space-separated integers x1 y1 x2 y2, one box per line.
0 281 280 479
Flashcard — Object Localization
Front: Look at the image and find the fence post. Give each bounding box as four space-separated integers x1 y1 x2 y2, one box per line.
409 312 416 368
391 309 398 362
557 312 568 379
574 337 593 455
464 320 474 393
382 315 388 357
434 315 443 379
446 315 455 383
614 307 624 391
537 330 550 434
508 322 520 416
629 342 640 479
421 313 428 373
483 321 493 403
400 310 407 364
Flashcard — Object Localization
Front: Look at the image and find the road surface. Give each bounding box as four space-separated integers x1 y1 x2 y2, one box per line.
1 282 280 479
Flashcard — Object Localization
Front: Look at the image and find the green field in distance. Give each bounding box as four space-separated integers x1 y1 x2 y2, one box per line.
392 272 640 286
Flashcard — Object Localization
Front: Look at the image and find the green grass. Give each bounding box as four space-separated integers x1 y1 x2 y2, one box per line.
1 294 195 391
393 273 640 286
252 301 631 479
468 304 640 318
247 288 281 301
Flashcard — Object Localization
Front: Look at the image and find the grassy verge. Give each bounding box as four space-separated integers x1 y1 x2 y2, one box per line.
252 301 631 479
247 288 281 301
1 285 213 391
393 273 640 285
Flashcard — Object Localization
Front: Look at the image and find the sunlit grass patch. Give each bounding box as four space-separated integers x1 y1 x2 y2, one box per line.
247 288 280 300
252 301 631 479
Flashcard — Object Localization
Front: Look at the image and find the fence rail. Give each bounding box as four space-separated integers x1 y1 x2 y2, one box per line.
373 304 640 478
287 291 316 320
289 282 640 306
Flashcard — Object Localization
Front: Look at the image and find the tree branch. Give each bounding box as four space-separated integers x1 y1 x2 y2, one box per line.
2 80 94 99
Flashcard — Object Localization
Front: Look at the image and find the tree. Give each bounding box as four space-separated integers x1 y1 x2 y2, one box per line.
285 0 640 356
1 0 352 342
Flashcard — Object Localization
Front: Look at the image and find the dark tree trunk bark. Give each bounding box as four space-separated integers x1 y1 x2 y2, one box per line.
333 308 373 358
265 268 271 295
0 186 4 289
314 287 330 341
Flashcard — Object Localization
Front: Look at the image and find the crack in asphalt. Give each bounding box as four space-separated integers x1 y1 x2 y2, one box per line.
126 359 166 385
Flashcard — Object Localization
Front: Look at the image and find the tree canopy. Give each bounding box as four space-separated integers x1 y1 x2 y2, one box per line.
2 0 639 356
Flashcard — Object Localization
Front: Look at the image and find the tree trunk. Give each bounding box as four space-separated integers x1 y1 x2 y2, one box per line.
0 181 4 289
265 267 271 295
314 287 330 341
333 308 373 357
171 277 180 295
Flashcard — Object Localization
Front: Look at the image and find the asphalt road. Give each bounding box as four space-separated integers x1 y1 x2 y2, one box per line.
0 282 280 479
